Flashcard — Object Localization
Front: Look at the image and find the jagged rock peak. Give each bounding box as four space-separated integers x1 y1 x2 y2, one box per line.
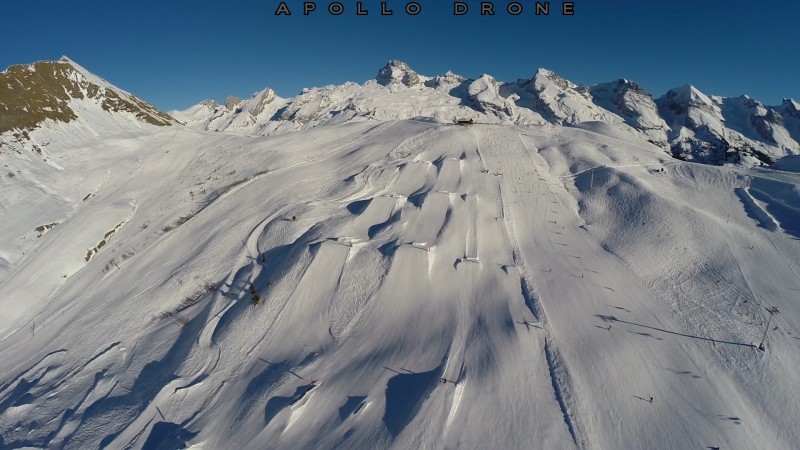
590 80 657 118
443 70 465 81
534 68 573 89
437 70 466 83
224 96 243 109
376 60 421 87
248 88 279 116
535 67 558 78
590 79 651 99
610 78 646 93
533 68 597 99
254 88 277 104
781 98 800 114
663 84 713 105
424 70 467 89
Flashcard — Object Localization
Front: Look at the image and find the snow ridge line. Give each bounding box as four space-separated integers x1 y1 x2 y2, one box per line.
518 275 542 322
544 338 578 445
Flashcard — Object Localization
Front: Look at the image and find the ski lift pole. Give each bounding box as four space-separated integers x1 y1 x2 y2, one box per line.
759 306 779 351
589 165 603 190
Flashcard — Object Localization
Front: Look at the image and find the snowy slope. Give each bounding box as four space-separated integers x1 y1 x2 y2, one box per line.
0 57 181 285
772 155 800 173
1 60 800 450
1 118 799 449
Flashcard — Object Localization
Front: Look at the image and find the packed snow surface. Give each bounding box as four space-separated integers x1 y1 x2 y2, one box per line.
1 116 799 449
772 155 800 173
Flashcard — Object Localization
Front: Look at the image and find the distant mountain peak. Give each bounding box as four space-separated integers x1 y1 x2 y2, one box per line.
665 84 713 105
782 98 800 113
376 60 421 87
612 78 646 92
535 67 557 78
425 70 466 89
589 78 668 145
593 78 646 94
533 68 595 98
224 96 243 109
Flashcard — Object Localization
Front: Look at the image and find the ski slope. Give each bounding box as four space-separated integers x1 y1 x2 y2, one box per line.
1 119 799 449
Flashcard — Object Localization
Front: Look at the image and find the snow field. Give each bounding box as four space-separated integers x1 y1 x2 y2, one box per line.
0 120 798 449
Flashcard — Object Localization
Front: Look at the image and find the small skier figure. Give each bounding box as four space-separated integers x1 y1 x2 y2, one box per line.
292 215 296 221
649 396 653 403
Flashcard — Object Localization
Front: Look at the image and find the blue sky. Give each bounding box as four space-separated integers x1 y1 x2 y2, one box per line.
2 0 798 110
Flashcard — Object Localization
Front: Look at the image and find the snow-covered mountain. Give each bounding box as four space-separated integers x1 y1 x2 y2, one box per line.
589 79 669 147
1 59 800 450
0 57 180 286
175 61 799 167
656 85 800 165
170 88 286 135
509 68 620 125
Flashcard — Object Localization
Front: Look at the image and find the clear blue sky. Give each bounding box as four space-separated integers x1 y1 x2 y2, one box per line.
2 0 798 111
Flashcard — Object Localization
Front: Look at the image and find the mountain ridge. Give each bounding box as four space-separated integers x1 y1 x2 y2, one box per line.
173 60 799 166
2 57 798 167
